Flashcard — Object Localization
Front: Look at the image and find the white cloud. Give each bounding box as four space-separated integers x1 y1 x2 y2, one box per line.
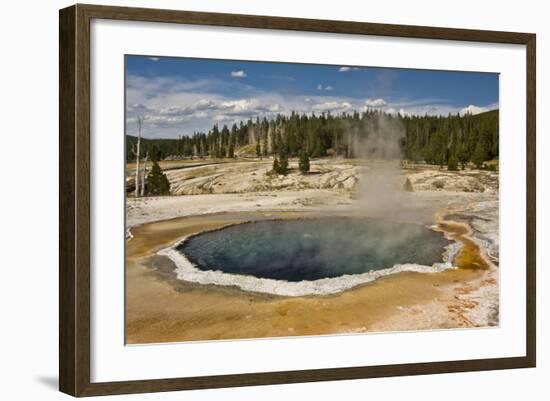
338 66 359 72
194 99 217 110
126 74 498 138
459 104 498 116
312 101 352 113
384 107 411 117
213 114 233 122
127 103 152 115
317 84 334 91
220 99 254 111
365 98 387 107
399 108 412 117
127 95 292 135
230 70 247 78
147 57 159 62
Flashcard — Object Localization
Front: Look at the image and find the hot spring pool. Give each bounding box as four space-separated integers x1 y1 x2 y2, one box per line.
175 218 452 282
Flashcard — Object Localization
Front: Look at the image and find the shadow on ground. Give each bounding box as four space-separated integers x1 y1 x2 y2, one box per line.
35 376 58 391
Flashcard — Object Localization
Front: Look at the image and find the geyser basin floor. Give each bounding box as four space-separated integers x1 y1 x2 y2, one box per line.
125 211 496 344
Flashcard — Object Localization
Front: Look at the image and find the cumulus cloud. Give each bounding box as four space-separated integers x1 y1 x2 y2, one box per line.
194 99 217 110
460 103 498 116
230 70 247 78
127 103 152 115
338 66 360 72
125 74 498 138
384 107 411 117
312 101 352 112
127 95 290 134
365 98 387 107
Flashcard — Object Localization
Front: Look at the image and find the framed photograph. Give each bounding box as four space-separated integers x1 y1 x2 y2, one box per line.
59 4 536 397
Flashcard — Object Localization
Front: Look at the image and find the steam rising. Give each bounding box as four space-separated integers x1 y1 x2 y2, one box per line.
159 113 456 296
345 113 404 160
347 113 407 216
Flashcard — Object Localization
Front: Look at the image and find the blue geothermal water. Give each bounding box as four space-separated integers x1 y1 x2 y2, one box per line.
177 218 451 282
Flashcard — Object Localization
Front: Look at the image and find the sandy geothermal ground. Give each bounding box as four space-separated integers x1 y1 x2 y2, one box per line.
125 158 499 344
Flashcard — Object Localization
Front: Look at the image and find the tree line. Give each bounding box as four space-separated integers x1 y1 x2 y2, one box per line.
402 109 498 169
126 109 498 170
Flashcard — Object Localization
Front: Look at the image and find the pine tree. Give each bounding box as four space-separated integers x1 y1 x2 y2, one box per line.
146 161 170 195
447 154 459 171
272 157 280 174
472 140 488 168
126 110 499 165
299 150 310 174
457 142 469 170
278 151 289 175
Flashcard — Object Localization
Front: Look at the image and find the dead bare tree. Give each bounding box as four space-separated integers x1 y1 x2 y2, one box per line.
134 116 143 197
140 152 149 197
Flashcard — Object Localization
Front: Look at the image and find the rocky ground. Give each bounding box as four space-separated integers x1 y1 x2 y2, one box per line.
126 158 499 229
163 159 359 195
127 158 497 195
405 164 498 194
125 158 500 331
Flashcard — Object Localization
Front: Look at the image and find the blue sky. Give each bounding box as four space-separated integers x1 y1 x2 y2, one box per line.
126 55 499 138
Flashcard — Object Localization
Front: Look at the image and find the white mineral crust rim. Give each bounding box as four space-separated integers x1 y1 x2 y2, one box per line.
157 235 460 297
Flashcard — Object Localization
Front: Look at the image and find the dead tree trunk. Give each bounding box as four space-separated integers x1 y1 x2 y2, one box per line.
140 152 149 197
134 116 142 197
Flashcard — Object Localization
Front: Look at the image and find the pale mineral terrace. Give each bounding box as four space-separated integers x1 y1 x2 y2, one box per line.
125 158 499 340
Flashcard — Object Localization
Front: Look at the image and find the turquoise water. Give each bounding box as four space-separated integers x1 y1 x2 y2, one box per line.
177 218 451 282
